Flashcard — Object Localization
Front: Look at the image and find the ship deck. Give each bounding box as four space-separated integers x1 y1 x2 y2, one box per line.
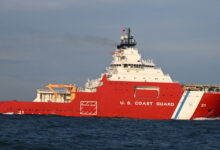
181 84 220 92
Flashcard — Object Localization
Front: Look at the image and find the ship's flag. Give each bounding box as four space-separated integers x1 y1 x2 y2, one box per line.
110 50 121 55
110 52 115 55
120 29 125 33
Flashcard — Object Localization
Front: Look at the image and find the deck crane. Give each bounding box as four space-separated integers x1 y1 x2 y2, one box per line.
45 84 77 102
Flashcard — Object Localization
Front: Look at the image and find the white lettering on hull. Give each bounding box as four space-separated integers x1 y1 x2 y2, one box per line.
120 101 174 107
135 101 153 106
156 102 174 107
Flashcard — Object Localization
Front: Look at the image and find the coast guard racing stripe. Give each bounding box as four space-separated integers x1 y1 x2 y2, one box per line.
172 91 204 120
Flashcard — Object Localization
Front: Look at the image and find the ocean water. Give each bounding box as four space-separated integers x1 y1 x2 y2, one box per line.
0 115 220 150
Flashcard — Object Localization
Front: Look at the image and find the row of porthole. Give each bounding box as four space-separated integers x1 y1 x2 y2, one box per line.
109 84 179 90
115 77 166 81
110 64 154 68
134 94 180 98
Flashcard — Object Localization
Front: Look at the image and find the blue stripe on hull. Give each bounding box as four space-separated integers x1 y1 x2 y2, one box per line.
174 91 190 119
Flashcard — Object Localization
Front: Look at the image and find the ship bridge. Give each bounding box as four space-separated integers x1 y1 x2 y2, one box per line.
106 28 172 83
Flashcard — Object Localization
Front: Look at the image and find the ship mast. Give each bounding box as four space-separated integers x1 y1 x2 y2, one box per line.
117 27 137 49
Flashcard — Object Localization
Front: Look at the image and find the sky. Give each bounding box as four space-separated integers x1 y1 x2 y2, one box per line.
0 0 220 101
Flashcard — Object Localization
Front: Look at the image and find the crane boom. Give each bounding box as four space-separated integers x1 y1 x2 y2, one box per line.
45 84 77 102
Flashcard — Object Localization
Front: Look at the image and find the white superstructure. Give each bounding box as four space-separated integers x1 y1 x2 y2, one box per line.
84 28 172 92
106 47 172 83
33 89 71 103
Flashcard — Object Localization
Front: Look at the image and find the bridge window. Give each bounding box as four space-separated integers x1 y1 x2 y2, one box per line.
124 64 128 68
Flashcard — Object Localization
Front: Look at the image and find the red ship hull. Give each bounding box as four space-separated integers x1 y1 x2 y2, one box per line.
1 75 220 120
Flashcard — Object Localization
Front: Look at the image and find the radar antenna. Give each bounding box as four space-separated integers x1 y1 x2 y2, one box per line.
117 27 137 49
